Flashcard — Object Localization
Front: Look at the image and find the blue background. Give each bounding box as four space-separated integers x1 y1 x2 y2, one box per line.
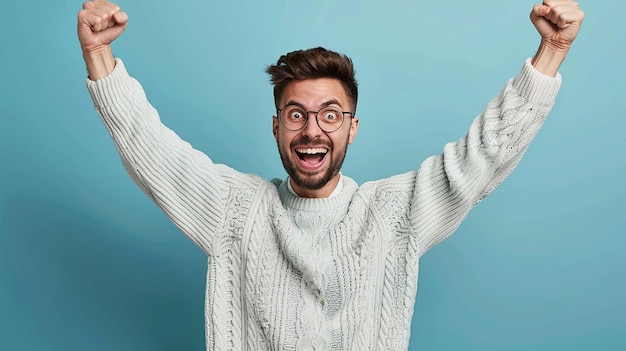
1 1 625 350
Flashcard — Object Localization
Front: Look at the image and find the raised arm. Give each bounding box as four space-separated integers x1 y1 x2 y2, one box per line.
77 1 264 256
403 1 585 254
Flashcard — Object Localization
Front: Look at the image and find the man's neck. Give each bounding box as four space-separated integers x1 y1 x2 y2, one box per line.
287 173 344 198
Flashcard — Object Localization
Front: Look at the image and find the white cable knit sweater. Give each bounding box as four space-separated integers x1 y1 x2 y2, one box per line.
86 58 561 350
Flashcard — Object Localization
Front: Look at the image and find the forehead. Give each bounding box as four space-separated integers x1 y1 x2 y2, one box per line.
280 78 349 108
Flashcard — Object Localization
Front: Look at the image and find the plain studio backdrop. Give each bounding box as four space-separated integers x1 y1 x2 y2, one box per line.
1 1 624 350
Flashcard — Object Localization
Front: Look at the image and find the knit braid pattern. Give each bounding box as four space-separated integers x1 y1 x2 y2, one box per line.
86 58 560 351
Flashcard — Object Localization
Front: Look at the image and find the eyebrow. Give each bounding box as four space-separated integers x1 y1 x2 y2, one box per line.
283 99 343 110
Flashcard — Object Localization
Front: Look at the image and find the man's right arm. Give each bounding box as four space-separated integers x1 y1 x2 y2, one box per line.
78 1 262 256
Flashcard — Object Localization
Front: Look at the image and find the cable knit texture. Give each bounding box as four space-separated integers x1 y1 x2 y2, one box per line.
86 59 561 351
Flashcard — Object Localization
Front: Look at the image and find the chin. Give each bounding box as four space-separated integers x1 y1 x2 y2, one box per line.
291 166 340 191
278 143 346 192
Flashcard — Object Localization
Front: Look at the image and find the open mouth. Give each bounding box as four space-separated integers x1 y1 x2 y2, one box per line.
295 147 328 168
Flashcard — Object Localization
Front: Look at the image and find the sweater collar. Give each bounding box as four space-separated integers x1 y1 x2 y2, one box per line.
279 174 358 212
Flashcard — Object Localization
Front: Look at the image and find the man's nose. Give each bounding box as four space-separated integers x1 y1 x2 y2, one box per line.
300 112 323 138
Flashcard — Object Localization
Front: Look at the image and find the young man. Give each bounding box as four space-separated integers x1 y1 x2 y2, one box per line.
78 1 584 349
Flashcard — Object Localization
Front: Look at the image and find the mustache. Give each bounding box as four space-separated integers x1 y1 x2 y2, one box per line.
290 138 332 149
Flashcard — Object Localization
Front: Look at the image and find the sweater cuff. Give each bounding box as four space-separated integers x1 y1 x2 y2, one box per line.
512 58 562 105
85 58 134 109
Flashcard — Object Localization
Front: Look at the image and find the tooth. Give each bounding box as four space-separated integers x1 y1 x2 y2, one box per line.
296 148 327 154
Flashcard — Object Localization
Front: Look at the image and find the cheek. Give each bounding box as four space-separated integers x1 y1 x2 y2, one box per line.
329 135 348 153
275 131 291 150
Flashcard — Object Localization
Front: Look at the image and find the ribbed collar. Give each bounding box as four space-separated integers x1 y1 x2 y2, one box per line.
278 175 359 212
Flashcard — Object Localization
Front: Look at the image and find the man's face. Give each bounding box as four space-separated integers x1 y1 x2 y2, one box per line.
273 78 359 198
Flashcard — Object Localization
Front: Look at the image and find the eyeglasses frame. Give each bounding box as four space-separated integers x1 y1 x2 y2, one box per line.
275 104 354 133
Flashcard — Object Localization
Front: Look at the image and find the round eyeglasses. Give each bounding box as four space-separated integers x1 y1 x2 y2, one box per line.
276 104 354 133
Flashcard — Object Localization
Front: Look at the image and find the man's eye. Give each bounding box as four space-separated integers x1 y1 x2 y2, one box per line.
290 111 304 119
324 112 338 121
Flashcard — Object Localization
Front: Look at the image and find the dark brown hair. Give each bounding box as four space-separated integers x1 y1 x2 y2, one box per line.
266 47 358 112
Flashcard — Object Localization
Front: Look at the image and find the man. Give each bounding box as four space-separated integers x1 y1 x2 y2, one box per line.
77 0 584 350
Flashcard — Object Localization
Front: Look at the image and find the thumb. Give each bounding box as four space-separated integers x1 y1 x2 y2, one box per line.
112 11 128 26
82 1 95 10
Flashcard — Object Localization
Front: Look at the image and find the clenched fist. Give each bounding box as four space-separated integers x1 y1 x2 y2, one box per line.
78 0 128 79
531 0 585 52
529 0 584 76
78 0 128 53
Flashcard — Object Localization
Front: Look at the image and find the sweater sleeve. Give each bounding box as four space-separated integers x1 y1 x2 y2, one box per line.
407 59 562 255
85 59 260 256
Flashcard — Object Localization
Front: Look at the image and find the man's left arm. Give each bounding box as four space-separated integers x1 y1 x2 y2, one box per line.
403 1 585 254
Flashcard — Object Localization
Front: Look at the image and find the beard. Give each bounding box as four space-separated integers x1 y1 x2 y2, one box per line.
277 137 349 191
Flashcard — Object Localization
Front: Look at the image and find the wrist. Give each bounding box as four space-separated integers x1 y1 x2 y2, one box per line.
83 45 116 80
531 41 569 77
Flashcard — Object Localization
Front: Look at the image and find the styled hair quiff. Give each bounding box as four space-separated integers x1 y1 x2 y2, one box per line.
266 47 358 112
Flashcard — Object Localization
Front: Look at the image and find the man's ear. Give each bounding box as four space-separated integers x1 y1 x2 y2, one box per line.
272 116 279 141
348 117 359 144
